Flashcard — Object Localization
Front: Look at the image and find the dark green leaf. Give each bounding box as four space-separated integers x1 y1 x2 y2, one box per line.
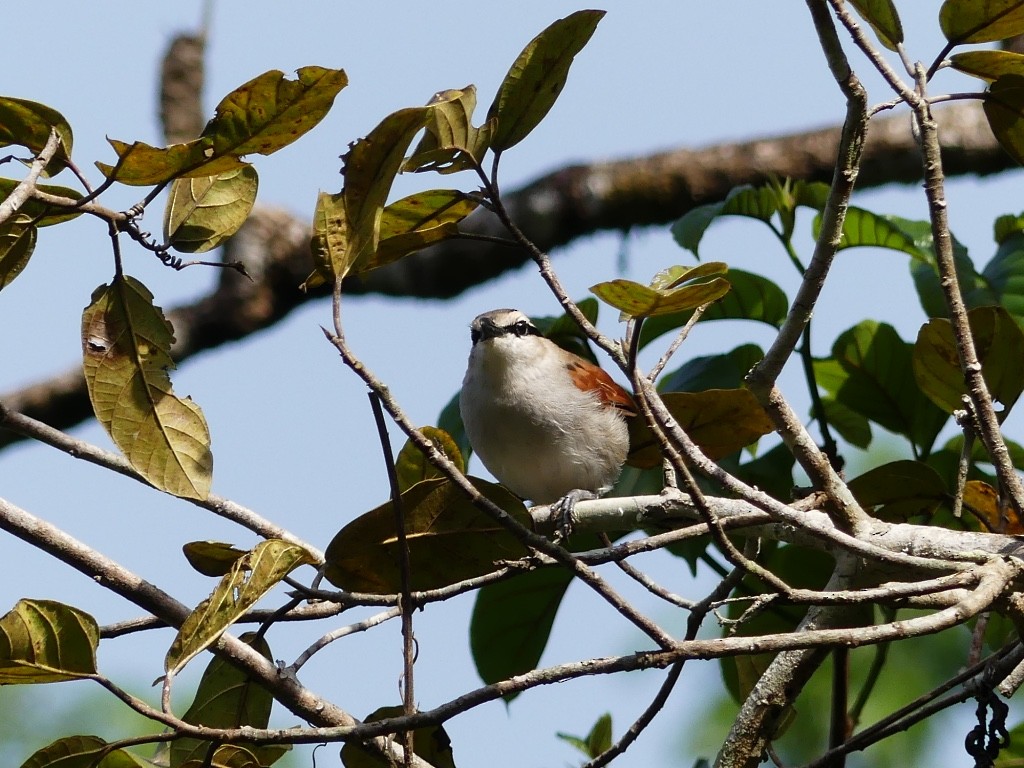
981 231 1024 322
658 344 764 393
182 541 247 577
531 297 600 363
940 0 1024 44
984 74 1024 168
815 207 928 262
557 713 613 759
0 177 83 226
994 211 1024 244
0 599 98 683
819 397 873 450
324 477 530 594
818 321 948 455
849 0 904 50
671 185 781 258
98 67 348 185
470 567 574 700
0 97 73 176
20 736 147 768
913 306 1024 415
847 460 948 521
487 10 604 151
0 219 36 291
730 442 797 502
341 706 455 768
164 166 258 253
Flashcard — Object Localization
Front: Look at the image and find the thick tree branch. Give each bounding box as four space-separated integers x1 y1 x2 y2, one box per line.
0 102 1010 452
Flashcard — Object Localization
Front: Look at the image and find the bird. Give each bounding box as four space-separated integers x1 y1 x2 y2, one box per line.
459 308 636 525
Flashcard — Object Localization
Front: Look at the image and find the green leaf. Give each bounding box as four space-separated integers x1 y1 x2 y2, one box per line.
487 10 605 151
179 745 275 768
819 396 873 450
670 185 781 258
951 50 1024 82
847 460 949 521
81 276 213 499
164 166 258 253
20 736 147 768
557 713 613 758
342 106 429 274
437 392 472 462
730 442 797 502
849 0 904 50
981 231 1024 322
360 189 480 273
395 426 465 493
170 633 287 768
324 477 531 594
165 540 315 675
591 263 731 319
913 306 1024 415
815 206 928 262
182 541 247 577
300 190 348 291
984 73 1024 168
470 567 574 700
995 211 1024 244
0 177 84 226
904 216 993 319
341 706 456 768
817 321 948 455
658 344 764 393
627 389 774 468
97 67 348 185
404 86 493 173
0 599 98 683
0 97 73 176
0 219 36 291
940 0 1024 44
637 270 789 349
531 296 601 363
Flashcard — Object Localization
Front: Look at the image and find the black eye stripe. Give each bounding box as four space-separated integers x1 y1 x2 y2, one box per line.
510 320 540 337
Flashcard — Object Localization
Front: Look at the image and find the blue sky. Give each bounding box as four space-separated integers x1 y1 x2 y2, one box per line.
1 3 1018 766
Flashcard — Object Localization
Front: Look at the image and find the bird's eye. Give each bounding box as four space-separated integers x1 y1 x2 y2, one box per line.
513 320 534 337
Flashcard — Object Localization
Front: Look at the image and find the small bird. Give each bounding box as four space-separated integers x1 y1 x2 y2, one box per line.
459 308 636 516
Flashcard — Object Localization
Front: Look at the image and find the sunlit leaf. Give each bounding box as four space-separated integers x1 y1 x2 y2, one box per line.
849 0 904 50
904 216 994 319
395 426 465 493
815 206 928 262
470 567 573 701
558 713 614 758
182 541 247 577
638 270 789 349
914 306 1024 415
164 165 258 253
995 212 1024 244
97 67 348 184
0 599 98 683
404 86 492 173
0 177 84 226
324 477 531 594
342 106 429 273
963 479 1024 533
627 389 774 468
984 73 1024 168
341 706 456 768
847 460 949 520
951 50 1024 82
165 540 315 675
20 735 147 768
670 185 782 257
940 0 1024 44
591 263 731 318
170 633 288 768
300 190 348 291
817 321 948 455
82 276 213 499
0 218 36 291
180 745 276 768
0 97 73 176
487 10 605 151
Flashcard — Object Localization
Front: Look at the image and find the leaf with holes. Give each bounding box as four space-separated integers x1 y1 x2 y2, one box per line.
82 276 213 499
164 165 258 253
166 539 315 675
0 599 98 683
97 67 348 185
487 10 604 151
404 86 493 174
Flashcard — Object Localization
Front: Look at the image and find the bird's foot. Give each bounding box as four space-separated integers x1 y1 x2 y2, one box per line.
549 489 598 542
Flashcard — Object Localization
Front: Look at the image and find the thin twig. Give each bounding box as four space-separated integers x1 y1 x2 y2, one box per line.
0 129 61 227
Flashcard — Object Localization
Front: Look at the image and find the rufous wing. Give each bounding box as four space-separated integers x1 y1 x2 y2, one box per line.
565 357 637 417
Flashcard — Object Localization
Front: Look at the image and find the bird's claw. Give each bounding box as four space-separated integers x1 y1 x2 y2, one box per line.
549 489 597 542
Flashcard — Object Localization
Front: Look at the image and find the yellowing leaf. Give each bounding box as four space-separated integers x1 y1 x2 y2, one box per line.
591 275 731 319
963 479 1024 533
183 541 247 577
0 218 36 291
20 736 148 768
166 539 316 675
951 50 1024 82
395 426 465 493
81 276 213 499
0 97 73 176
404 86 493 174
940 0 1024 44
324 477 530 594
164 165 259 253
0 599 98 683
626 389 774 468
487 10 605 151
98 67 348 185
